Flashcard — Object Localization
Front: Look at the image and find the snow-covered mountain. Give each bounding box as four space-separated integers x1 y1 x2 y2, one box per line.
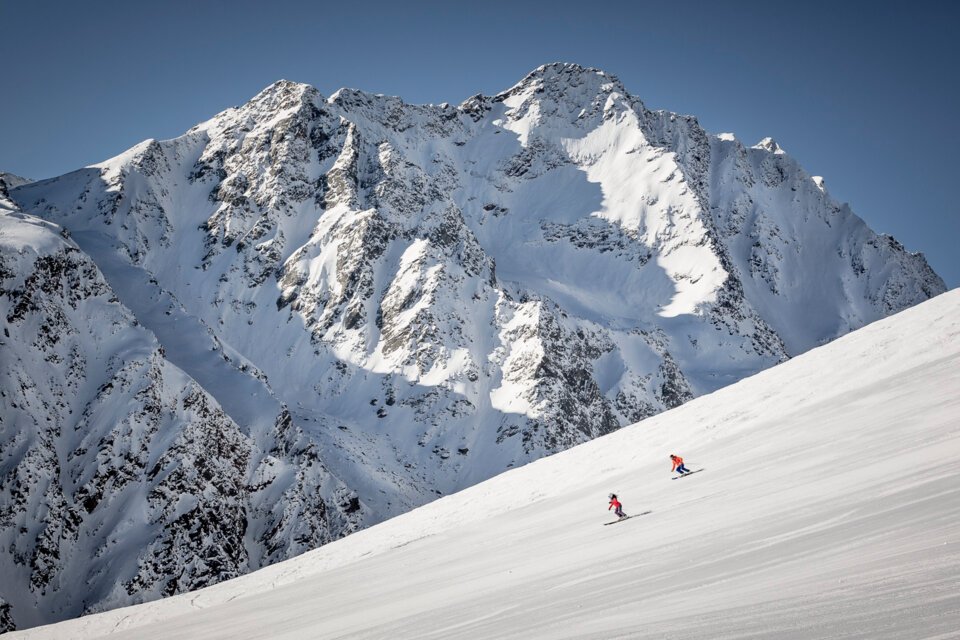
1 63 946 631
0 190 362 632
11 289 959 640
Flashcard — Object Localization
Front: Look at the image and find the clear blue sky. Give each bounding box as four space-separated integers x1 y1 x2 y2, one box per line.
2 0 957 285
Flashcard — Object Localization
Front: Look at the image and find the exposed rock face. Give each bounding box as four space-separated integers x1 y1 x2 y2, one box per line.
2 63 946 630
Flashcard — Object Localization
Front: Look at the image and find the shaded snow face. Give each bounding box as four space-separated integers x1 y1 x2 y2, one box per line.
1 62 946 631
0 207 250 629
0 205 363 632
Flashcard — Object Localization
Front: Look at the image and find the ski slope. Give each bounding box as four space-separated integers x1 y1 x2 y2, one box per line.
13 290 960 639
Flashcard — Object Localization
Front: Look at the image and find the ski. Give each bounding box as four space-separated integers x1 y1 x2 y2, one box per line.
604 510 652 525
672 469 704 480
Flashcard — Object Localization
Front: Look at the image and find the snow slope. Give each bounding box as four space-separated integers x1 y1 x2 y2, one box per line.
14 289 959 639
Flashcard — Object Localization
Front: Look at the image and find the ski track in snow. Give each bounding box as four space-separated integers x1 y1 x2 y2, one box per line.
13 289 960 639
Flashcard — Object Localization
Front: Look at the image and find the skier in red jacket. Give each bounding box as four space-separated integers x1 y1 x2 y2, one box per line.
608 493 626 518
670 454 692 475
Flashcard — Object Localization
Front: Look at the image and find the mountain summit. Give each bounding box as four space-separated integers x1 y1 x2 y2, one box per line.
1 64 946 631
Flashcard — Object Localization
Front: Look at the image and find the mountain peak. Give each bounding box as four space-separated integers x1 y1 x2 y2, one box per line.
189 79 324 137
497 62 626 101
753 136 786 155
242 79 321 117
529 61 617 81
254 78 315 98
328 86 405 109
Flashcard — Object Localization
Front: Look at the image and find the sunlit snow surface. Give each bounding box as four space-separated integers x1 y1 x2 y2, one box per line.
15 290 959 639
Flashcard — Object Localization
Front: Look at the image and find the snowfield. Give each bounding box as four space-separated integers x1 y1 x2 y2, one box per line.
13 289 959 639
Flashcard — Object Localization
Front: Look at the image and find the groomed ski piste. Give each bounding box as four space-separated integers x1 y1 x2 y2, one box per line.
11 290 960 639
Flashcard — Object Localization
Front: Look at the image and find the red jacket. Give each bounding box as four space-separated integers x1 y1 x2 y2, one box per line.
671 456 684 471
608 498 622 511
